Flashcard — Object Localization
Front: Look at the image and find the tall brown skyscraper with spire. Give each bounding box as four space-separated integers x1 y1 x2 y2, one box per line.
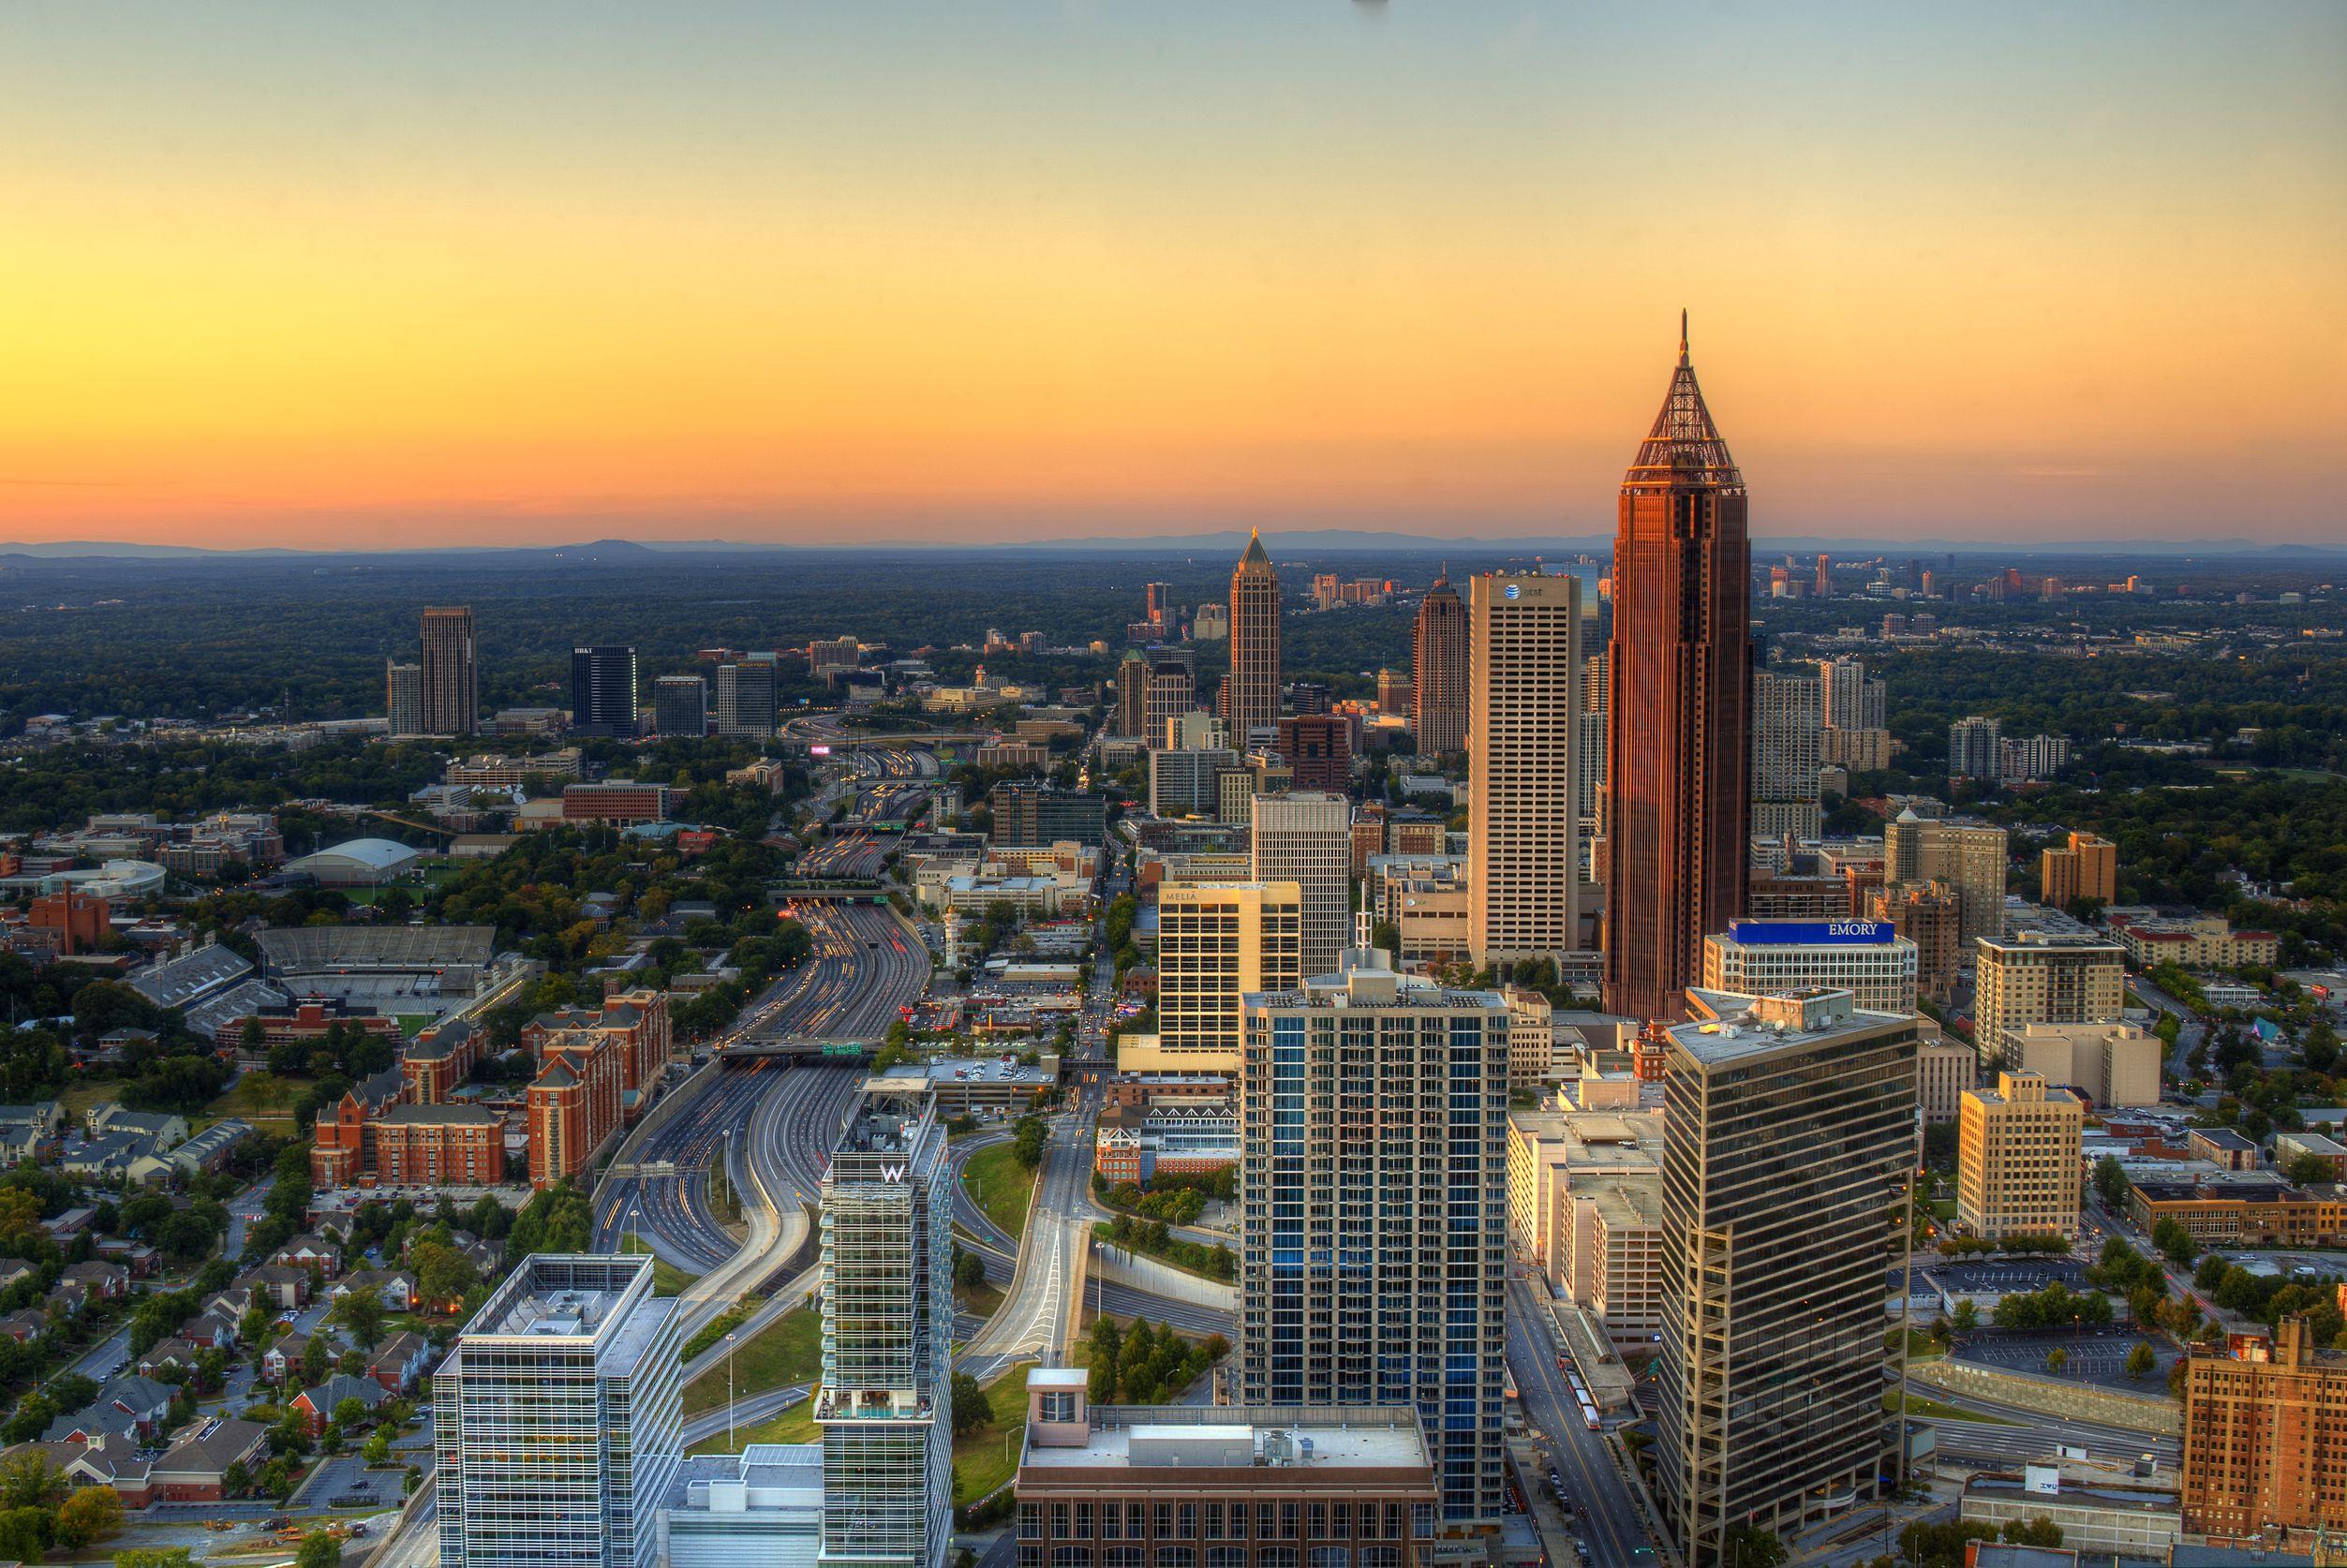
1411 570 1468 755
1604 318 1751 1020
1227 530 1282 740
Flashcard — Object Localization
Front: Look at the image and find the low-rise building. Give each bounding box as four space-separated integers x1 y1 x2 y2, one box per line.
1092 1092 1237 1186
2127 1178 2347 1248
2109 913 2281 972
1014 1372 1441 1568
560 780 670 824
1701 919 1920 1017
1959 1471 2180 1559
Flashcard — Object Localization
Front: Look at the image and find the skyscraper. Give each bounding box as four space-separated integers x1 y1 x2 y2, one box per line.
818 1082 952 1568
1240 942 1509 1524
713 658 779 737
1948 716 2003 782
1468 571 1584 967
435 1253 683 1568
1819 656 1886 732
1143 653 1195 748
386 660 423 737
1656 988 1918 1564
571 645 638 738
1227 530 1281 741
1813 552 1832 598
1250 791 1351 979
421 605 479 736
1145 580 1173 629
2041 831 2117 910
1750 667 1823 841
1605 320 1751 1020
1275 712 1351 793
1411 572 1469 755
653 674 707 737
1113 652 1148 738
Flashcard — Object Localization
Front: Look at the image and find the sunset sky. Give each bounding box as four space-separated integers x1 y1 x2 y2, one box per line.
0 3 2340 550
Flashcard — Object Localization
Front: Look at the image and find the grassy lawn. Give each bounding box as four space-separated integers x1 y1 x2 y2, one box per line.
953 1370 1028 1504
957 1278 1004 1322
617 1234 701 1297
961 1143 1038 1243
1889 1327 1946 1362
60 1080 118 1127
682 1306 819 1418
1885 1389 2015 1425
201 1070 309 1131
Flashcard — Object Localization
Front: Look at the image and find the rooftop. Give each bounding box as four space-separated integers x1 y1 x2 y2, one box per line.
1669 987 1909 1066
1022 1402 1431 1473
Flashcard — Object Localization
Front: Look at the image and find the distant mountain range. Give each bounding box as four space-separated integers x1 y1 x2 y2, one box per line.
1 529 2340 561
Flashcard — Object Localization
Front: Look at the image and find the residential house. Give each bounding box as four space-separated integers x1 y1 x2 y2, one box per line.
260 1334 309 1384
271 1235 343 1277
250 1264 310 1309
0 1309 47 1343
92 1239 159 1278
147 1416 269 1503
332 1269 417 1313
366 1331 433 1395
86 1107 188 1150
292 1372 387 1435
0 1260 37 1293
43 1280 86 1318
178 1309 238 1351
58 1134 151 1181
5 1437 153 1505
0 1102 65 1138
61 1261 129 1301
170 1118 252 1176
136 1339 207 1378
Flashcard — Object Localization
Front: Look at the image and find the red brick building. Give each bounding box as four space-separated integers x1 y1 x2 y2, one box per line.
308 1067 408 1188
521 989 672 1102
402 1015 483 1103
28 890 109 956
373 1102 505 1186
2181 1315 2347 1541
216 997 402 1058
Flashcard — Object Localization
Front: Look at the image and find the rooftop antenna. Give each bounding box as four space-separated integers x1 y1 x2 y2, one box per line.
1679 308 1689 366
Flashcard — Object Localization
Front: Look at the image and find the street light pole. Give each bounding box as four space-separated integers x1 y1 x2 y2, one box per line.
727 1331 738 1451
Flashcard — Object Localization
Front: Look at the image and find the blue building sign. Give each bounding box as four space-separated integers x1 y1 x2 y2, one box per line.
1725 919 1894 946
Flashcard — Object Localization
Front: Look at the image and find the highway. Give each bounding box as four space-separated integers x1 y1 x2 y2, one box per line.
1506 1273 1656 1568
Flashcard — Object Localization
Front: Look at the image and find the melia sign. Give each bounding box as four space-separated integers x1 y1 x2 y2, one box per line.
1725 919 1894 946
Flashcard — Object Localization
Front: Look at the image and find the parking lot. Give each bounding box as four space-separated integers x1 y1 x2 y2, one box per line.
1952 1325 2180 1392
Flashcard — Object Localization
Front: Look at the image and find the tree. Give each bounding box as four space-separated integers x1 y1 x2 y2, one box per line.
2091 1154 2129 1210
2151 1215 2197 1265
363 1429 393 1466
296 1531 343 1568
1722 1526 1788 1567
952 1247 986 1291
333 1291 387 1350
333 1395 372 1430
2045 1347 2070 1375
1950 1299 1979 1336
1013 1116 1047 1171
2125 1341 2157 1381
2001 1517 2063 1547
2285 1152 2334 1188
0 1504 52 1563
950 1371 991 1438
112 1551 198 1568
54 1485 123 1549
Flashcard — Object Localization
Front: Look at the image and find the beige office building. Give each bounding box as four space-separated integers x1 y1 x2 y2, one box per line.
1250 791 1351 980
1973 925 2126 1064
1505 1106 1667 1343
1957 1069 2084 1241
2040 832 2117 910
1120 881 1300 1074
1504 985 1554 1089
1885 811 2009 945
1467 571 1583 965
1999 1021 2161 1108
1917 1033 1978 1125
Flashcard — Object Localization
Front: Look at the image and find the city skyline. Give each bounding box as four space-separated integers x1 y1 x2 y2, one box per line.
1 4 2340 548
